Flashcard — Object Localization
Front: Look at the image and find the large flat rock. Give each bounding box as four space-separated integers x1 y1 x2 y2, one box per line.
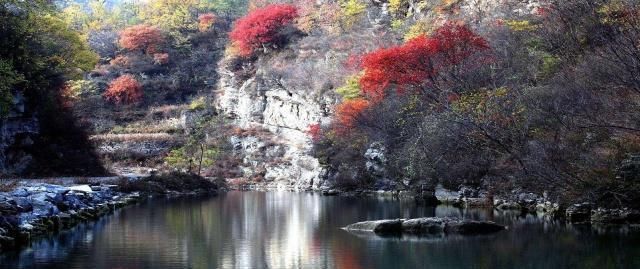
344 217 505 236
343 219 404 235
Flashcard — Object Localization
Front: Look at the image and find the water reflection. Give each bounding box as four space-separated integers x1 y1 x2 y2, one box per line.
1 191 640 269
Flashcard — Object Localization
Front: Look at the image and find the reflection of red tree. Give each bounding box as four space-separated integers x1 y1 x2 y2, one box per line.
332 241 362 269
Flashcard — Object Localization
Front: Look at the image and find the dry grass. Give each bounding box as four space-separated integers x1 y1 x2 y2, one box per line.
90 133 177 142
232 126 273 138
149 105 187 117
110 119 182 134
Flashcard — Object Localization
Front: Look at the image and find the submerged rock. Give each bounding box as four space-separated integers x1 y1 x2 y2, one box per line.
496 201 522 211
344 219 404 235
566 203 592 223
591 208 640 224
321 189 340 196
344 217 506 236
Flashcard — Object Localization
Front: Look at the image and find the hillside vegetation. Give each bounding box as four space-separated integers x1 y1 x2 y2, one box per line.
1 0 639 208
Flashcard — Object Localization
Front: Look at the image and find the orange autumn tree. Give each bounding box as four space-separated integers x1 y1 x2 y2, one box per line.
119 25 165 54
104 74 143 104
198 13 216 32
334 98 370 133
229 4 299 56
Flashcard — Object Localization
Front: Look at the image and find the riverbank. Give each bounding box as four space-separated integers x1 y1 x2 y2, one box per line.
0 172 219 253
228 181 640 226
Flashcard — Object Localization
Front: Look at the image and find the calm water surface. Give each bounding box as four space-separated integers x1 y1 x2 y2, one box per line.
1 191 639 269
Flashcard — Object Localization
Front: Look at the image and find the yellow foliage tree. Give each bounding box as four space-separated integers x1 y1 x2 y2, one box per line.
505 20 537 31
339 0 366 28
389 0 407 16
336 74 363 100
62 0 134 34
404 21 430 41
139 0 199 33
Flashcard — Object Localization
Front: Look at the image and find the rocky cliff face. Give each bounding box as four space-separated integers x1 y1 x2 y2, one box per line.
1 91 105 177
215 58 337 190
0 94 39 176
213 0 544 189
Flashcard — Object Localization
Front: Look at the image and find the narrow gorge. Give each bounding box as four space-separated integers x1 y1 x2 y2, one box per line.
2 0 640 267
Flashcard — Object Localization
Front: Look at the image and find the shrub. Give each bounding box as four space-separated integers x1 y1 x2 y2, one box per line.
104 74 143 104
198 13 217 32
229 4 299 56
189 96 206 110
307 123 322 142
335 98 370 130
119 25 165 54
404 21 430 41
339 0 366 28
110 55 130 66
153 53 169 65
335 74 362 100
63 79 97 100
505 20 537 31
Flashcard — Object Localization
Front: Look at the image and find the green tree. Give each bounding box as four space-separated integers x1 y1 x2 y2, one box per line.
1 0 97 116
166 116 221 176
0 60 23 116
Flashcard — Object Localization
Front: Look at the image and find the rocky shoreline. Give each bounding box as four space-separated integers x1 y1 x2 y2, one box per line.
229 182 640 226
0 173 219 253
7 176 632 253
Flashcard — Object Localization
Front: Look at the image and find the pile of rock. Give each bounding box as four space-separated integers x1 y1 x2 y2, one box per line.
591 208 640 224
0 183 142 252
565 203 640 224
493 191 562 218
565 203 593 223
343 217 506 236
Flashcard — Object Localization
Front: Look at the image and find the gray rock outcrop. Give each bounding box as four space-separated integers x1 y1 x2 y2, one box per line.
344 217 506 236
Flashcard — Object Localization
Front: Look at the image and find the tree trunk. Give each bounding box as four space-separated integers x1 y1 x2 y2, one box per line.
198 144 205 176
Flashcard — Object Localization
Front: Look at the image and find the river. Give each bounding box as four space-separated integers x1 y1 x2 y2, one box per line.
1 191 639 269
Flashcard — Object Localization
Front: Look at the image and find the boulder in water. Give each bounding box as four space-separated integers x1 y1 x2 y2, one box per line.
343 219 404 235
344 217 505 236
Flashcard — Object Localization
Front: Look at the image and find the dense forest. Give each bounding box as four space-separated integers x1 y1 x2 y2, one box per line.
1 0 639 210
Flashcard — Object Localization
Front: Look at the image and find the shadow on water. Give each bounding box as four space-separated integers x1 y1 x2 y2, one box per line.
1 191 640 269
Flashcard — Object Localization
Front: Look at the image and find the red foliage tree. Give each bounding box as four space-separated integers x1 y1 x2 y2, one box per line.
359 23 490 102
335 98 370 131
104 74 143 105
119 25 164 54
153 53 169 65
198 13 217 32
229 4 299 56
110 55 130 66
306 123 322 142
